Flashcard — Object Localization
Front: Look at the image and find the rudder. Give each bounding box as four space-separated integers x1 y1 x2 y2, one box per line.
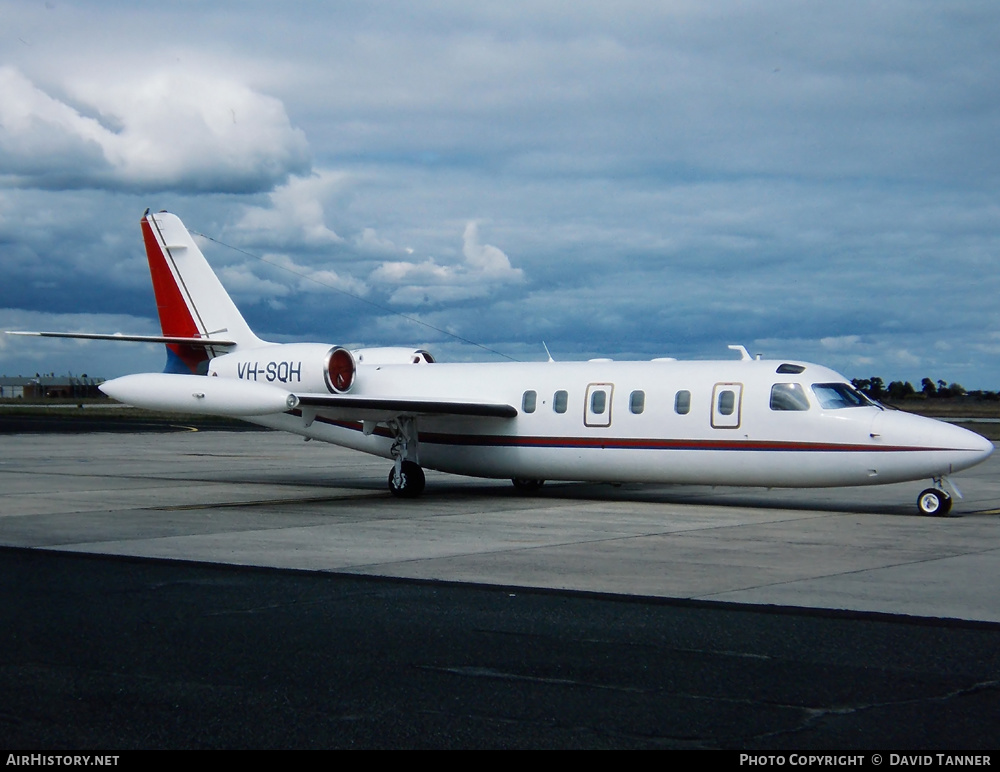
142 210 264 374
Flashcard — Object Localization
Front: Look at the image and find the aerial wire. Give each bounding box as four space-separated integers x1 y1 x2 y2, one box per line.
190 230 519 362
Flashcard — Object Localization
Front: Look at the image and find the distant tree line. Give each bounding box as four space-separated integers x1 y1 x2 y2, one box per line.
851 377 1000 402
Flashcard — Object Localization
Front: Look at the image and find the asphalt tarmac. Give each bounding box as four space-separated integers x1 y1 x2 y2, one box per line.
2 418 1000 749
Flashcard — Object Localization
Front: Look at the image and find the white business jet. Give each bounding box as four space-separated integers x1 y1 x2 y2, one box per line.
10 211 994 515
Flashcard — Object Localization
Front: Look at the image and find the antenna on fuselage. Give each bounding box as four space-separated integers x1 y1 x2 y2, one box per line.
728 344 753 361
542 341 555 362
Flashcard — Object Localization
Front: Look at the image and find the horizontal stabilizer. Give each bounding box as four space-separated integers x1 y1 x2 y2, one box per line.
6 331 237 347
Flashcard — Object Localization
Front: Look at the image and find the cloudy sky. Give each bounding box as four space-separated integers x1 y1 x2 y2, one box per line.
2 1 999 388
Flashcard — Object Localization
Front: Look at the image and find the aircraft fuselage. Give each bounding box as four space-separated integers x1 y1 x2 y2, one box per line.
236 355 992 489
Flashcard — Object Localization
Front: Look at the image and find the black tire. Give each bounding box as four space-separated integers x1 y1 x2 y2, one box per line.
511 478 545 493
917 488 952 516
388 460 426 498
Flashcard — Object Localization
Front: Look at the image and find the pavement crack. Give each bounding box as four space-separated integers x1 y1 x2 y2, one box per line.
747 678 1000 745
416 665 649 693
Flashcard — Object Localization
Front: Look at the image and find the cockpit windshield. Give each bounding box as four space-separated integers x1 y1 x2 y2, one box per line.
811 382 876 409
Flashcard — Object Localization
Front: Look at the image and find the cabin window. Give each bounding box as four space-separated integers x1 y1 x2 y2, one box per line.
629 390 645 414
674 390 691 415
718 390 736 416
522 390 537 413
590 390 607 415
811 383 870 409
770 383 810 411
553 390 568 414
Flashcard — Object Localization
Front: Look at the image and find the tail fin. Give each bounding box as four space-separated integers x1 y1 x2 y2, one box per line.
142 211 265 374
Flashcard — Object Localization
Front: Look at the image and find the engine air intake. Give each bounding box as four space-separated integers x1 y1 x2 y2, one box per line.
325 347 356 393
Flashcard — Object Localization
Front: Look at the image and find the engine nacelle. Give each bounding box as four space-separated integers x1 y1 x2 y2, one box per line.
352 347 435 365
325 346 356 393
209 342 357 394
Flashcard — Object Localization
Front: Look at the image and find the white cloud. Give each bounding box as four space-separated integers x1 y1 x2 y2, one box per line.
231 170 348 247
371 221 523 305
215 264 292 305
462 222 524 280
262 252 369 298
820 335 862 351
888 349 921 367
0 66 309 192
354 227 405 256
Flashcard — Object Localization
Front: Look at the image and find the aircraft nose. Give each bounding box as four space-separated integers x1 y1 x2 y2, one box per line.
957 426 994 472
936 417 995 461
968 426 996 461
873 410 994 471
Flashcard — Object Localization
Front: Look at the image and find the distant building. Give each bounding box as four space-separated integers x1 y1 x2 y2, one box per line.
0 375 106 399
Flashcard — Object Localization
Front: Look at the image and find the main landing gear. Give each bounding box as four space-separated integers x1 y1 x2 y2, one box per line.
916 476 959 516
388 459 425 498
511 478 545 493
387 417 425 498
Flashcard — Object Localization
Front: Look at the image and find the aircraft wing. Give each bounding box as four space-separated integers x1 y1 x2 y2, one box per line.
5 331 237 347
97 373 517 420
293 393 518 421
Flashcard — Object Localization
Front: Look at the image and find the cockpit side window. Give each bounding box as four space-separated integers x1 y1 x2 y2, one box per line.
770 383 810 411
811 382 871 409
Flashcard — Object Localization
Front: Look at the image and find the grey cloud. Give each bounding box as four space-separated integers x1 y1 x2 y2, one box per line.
2 3 1000 388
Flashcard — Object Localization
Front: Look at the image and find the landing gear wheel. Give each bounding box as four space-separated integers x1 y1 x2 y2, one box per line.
917 488 952 517
511 478 545 493
389 460 425 498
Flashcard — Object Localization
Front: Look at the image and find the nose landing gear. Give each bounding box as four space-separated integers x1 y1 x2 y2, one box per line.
917 476 960 516
917 488 952 517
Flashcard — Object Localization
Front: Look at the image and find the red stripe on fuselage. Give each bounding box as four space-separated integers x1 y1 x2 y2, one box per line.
286 412 960 454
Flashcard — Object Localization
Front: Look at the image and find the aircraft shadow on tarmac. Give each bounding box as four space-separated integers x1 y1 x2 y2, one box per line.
422 481 946 517
170 469 980 518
